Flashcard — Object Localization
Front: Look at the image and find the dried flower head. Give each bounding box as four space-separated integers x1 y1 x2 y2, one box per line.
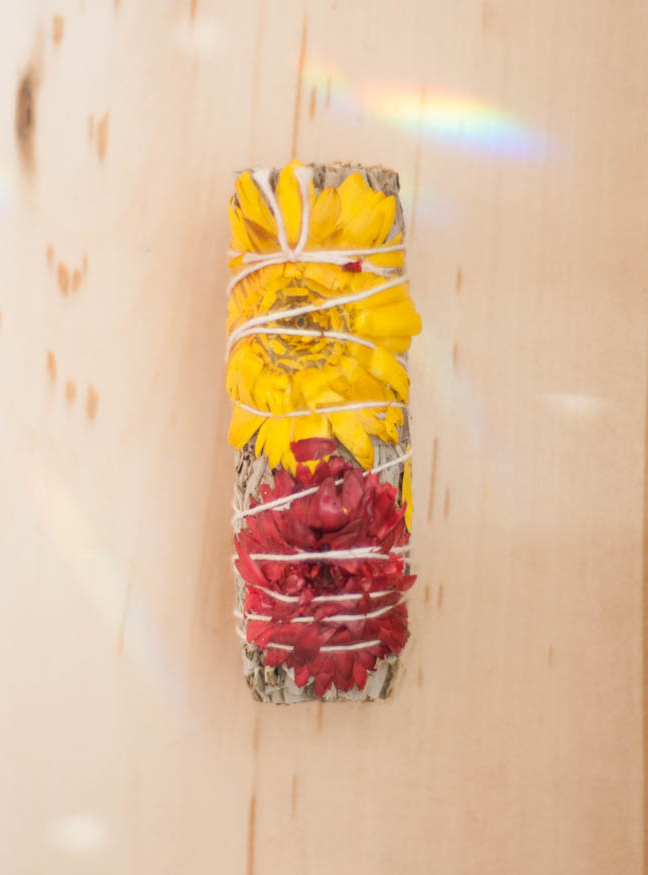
236 445 416 696
226 160 421 474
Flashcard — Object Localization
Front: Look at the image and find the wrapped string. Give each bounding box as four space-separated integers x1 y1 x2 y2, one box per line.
232 447 413 521
228 164 414 680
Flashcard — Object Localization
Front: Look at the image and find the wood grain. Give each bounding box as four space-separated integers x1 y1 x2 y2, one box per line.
0 1 645 873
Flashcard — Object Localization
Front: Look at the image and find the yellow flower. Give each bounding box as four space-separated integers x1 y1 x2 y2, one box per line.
226 160 421 475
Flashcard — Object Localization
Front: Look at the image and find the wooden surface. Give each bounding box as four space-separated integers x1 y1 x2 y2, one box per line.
0 1 645 873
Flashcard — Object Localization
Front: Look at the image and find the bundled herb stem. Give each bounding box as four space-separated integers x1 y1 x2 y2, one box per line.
226 162 421 703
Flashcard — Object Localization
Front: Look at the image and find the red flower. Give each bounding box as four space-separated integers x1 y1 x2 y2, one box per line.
235 455 415 696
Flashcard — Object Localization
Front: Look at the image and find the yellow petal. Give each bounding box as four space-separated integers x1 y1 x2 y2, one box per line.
366 230 404 268
281 448 298 475
333 355 384 399
292 413 330 442
302 263 347 295
357 408 385 439
354 299 422 338
235 349 264 406
357 283 410 311
263 417 291 469
364 347 410 400
225 349 241 399
329 411 374 469
276 160 304 247
259 286 277 313
235 171 277 240
308 187 341 244
228 253 245 270
228 200 253 252
373 195 396 245
226 344 263 403
255 418 270 458
386 405 404 429
341 191 387 246
242 218 278 253
228 406 264 448
334 173 373 231
381 336 411 354
382 416 399 443
252 369 290 414
292 366 340 406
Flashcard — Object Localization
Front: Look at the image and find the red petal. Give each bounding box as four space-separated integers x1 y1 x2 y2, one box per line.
290 437 338 462
335 651 354 680
341 469 363 513
314 671 334 697
235 553 267 588
271 468 295 496
328 457 349 479
263 649 285 668
294 664 311 687
307 477 347 531
352 662 367 689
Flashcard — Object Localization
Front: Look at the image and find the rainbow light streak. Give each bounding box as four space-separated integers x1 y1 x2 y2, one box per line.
302 59 552 160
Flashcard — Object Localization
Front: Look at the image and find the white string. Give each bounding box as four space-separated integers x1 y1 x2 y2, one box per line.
231 326 378 351
370 449 413 476
233 547 411 562
226 273 408 359
244 582 401 604
234 597 406 625
226 244 406 296
232 447 413 521
319 639 381 653
228 251 399 282
235 399 406 419
236 242 406 264
247 545 410 563
235 625 383 653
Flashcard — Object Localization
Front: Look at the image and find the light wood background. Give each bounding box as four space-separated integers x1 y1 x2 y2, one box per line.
0 1 646 873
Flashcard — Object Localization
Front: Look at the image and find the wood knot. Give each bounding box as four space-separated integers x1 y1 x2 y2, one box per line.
15 69 37 169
